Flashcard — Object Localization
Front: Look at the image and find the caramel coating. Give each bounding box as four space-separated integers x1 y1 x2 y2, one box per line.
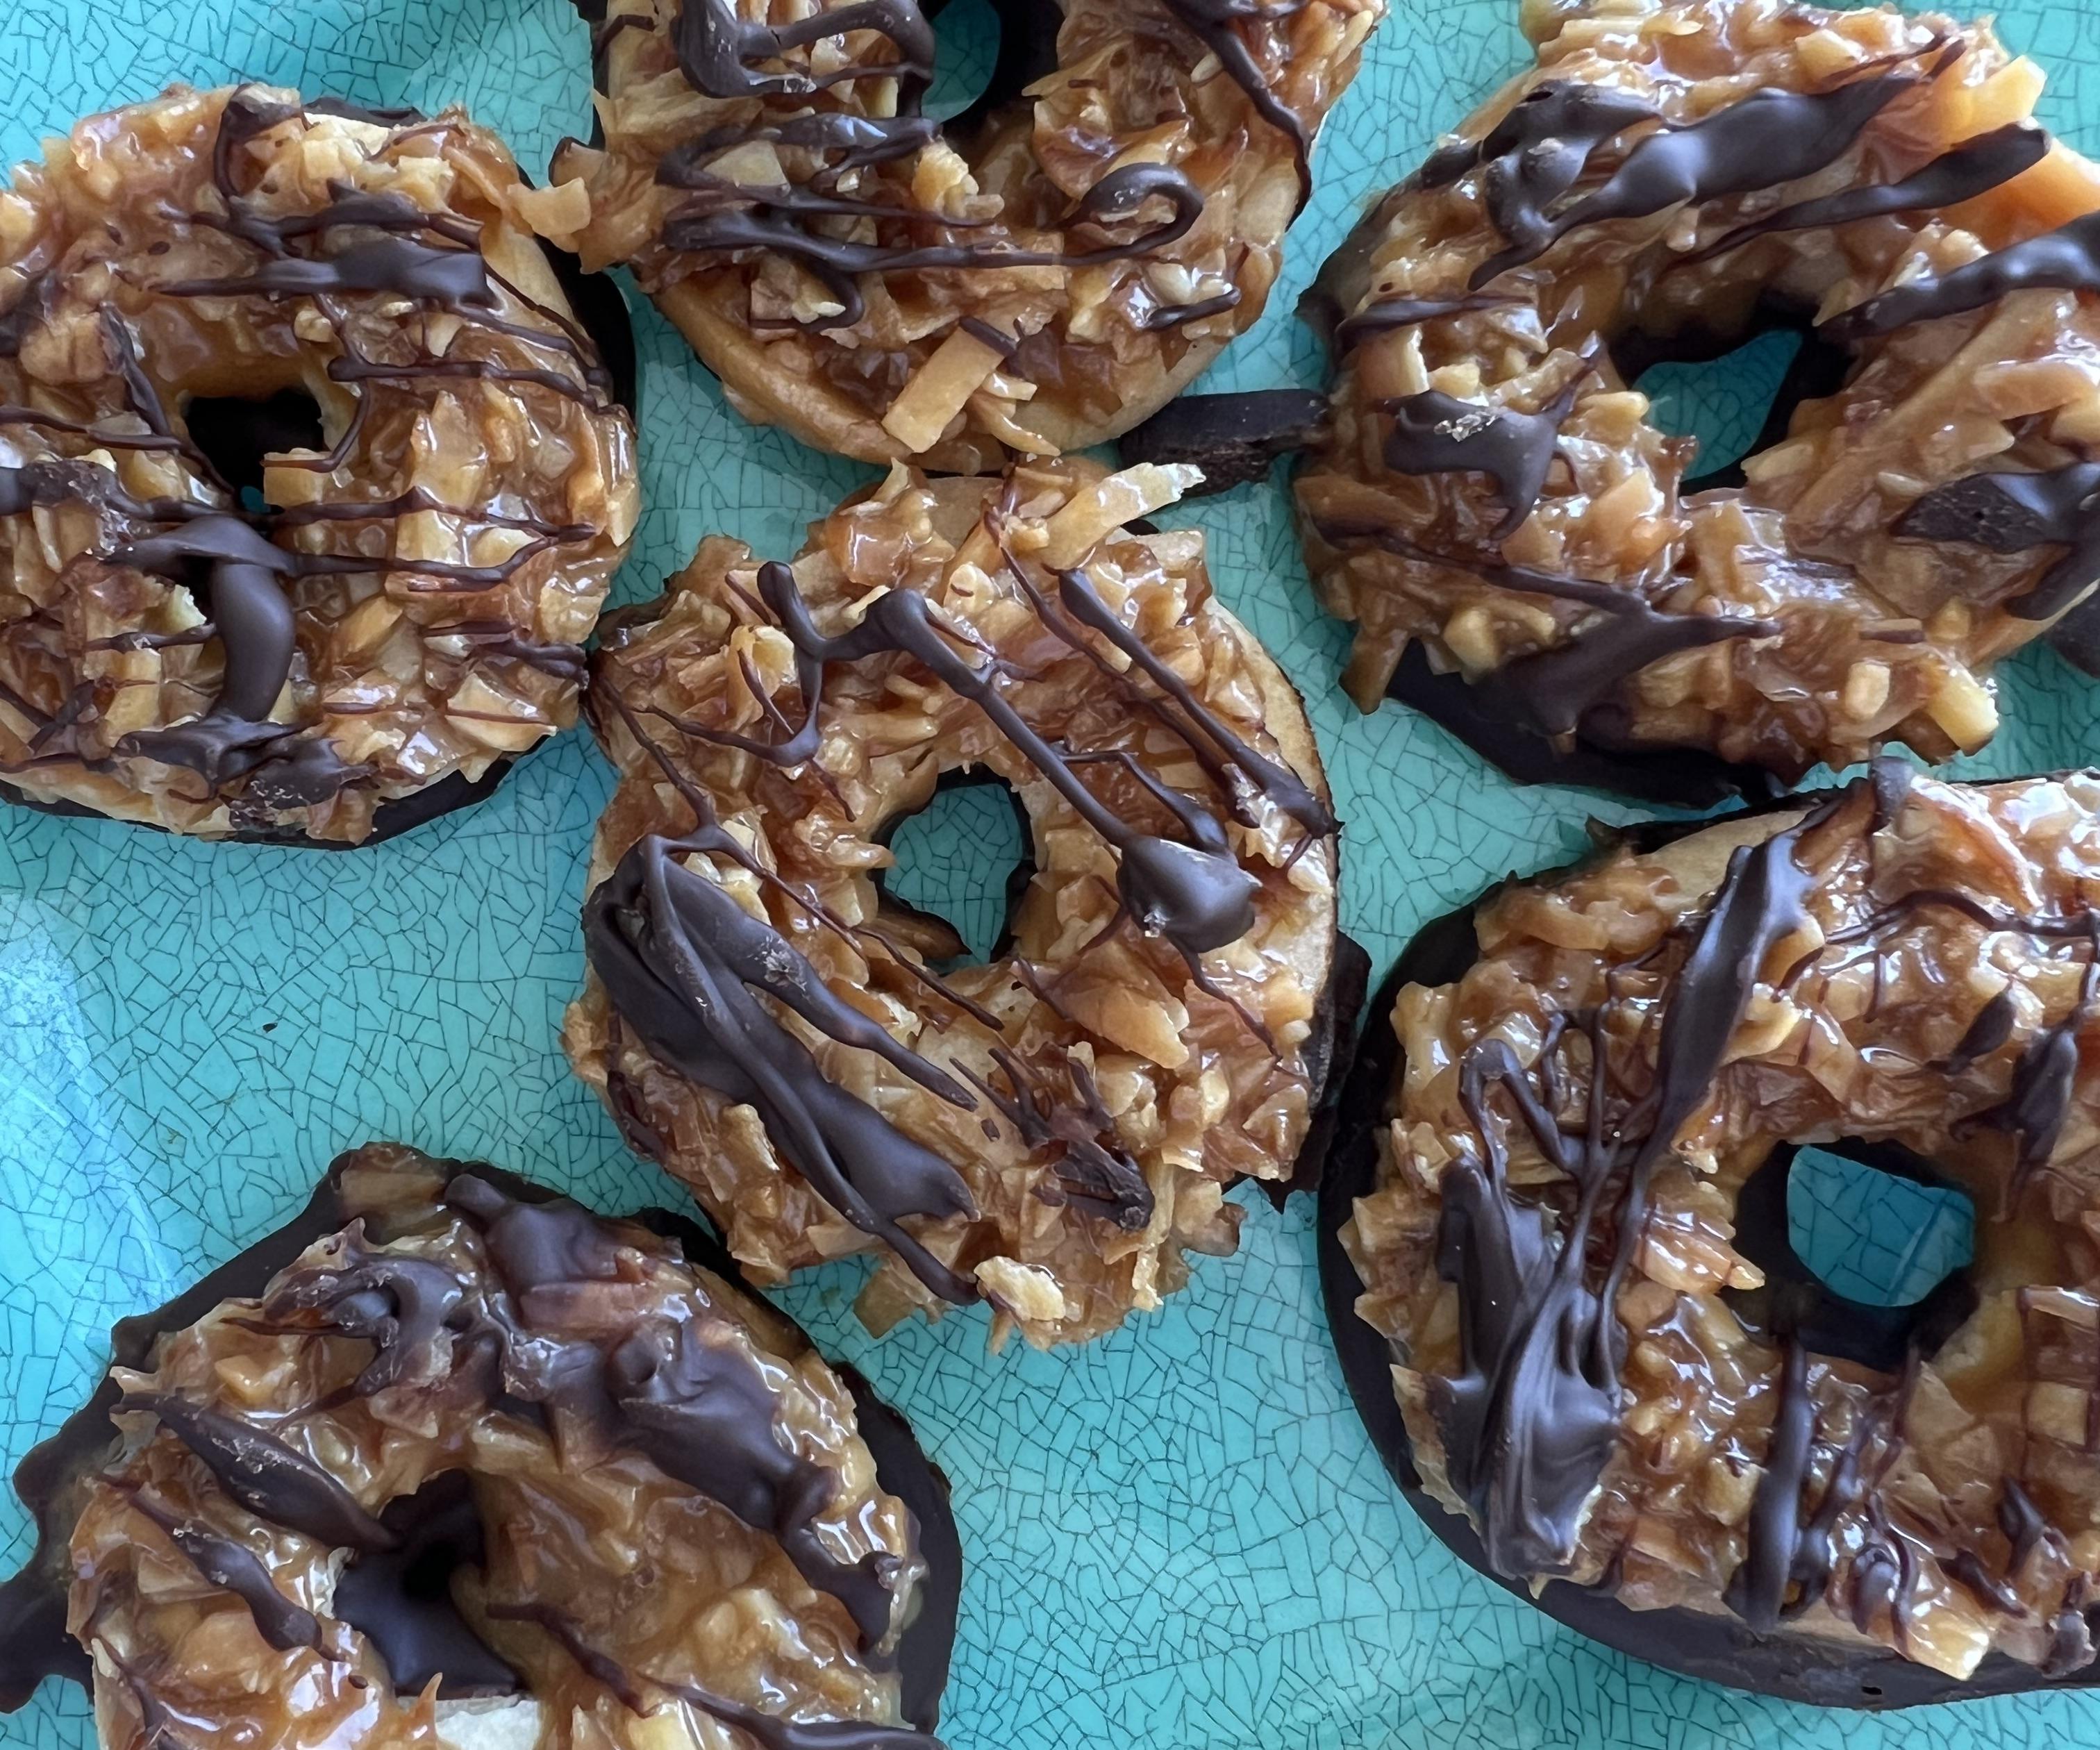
1297 0 2100 780
549 0 1381 466
1347 771 2100 1681
65 1144 924 1750
563 458 1338 1349
0 85 638 841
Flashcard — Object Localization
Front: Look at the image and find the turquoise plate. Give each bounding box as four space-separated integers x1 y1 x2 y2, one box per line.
2 2 2098 1746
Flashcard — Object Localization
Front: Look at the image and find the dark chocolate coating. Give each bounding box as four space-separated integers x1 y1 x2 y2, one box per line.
1897 463 2100 620
1613 301 1856 497
1379 640 1788 807
1317 787 2100 1708
2049 592 2100 674
0 1156 962 1739
0 756 516 849
1116 390 1329 495
331 1473 524 1699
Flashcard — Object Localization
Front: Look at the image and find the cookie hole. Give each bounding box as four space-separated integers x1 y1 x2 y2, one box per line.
1787 1145 1975 1310
926 0 1001 122
1616 306 1852 494
1634 328 1807 494
926 0 1060 135
183 388 326 511
1725 1140 1978 1372
877 770 1034 968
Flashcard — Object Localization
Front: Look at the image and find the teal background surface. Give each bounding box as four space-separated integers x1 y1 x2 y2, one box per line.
1 2 2098 1745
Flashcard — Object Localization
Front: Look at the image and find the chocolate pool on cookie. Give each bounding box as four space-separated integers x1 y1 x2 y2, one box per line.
544 0 1382 467
562 458 1342 1349
1324 763 2100 1705
1286 0 2100 801
0 86 639 843
0 1143 959 1749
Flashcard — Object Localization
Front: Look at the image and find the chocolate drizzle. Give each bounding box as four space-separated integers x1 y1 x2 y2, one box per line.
1433 814 1817 1574
111 1485 326 1655
644 0 1317 328
1330 291 1511 356
1896 462 2100 620
0 85 624 833
584 828 983 1306
108 516 307 787
116 1394 399 1553
1157 0 1317 201
1723 1339 1819 1631
443 1174 904 1647
585 491 1335 1301
663 160 1208 332
1466 50 1947 285
672 0 935 101
1319 785 2100 1706
1424 82 1662 281
1687 121 2047 265
1825 208 2100 341
1379 369 1583 536
1968 925 2099 1207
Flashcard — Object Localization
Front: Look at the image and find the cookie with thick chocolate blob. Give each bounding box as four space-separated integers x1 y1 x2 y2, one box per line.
1324 765 2100 1706
0 1144 959 1747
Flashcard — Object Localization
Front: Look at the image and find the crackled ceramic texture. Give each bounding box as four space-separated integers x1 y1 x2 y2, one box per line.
3 2 2100 1747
